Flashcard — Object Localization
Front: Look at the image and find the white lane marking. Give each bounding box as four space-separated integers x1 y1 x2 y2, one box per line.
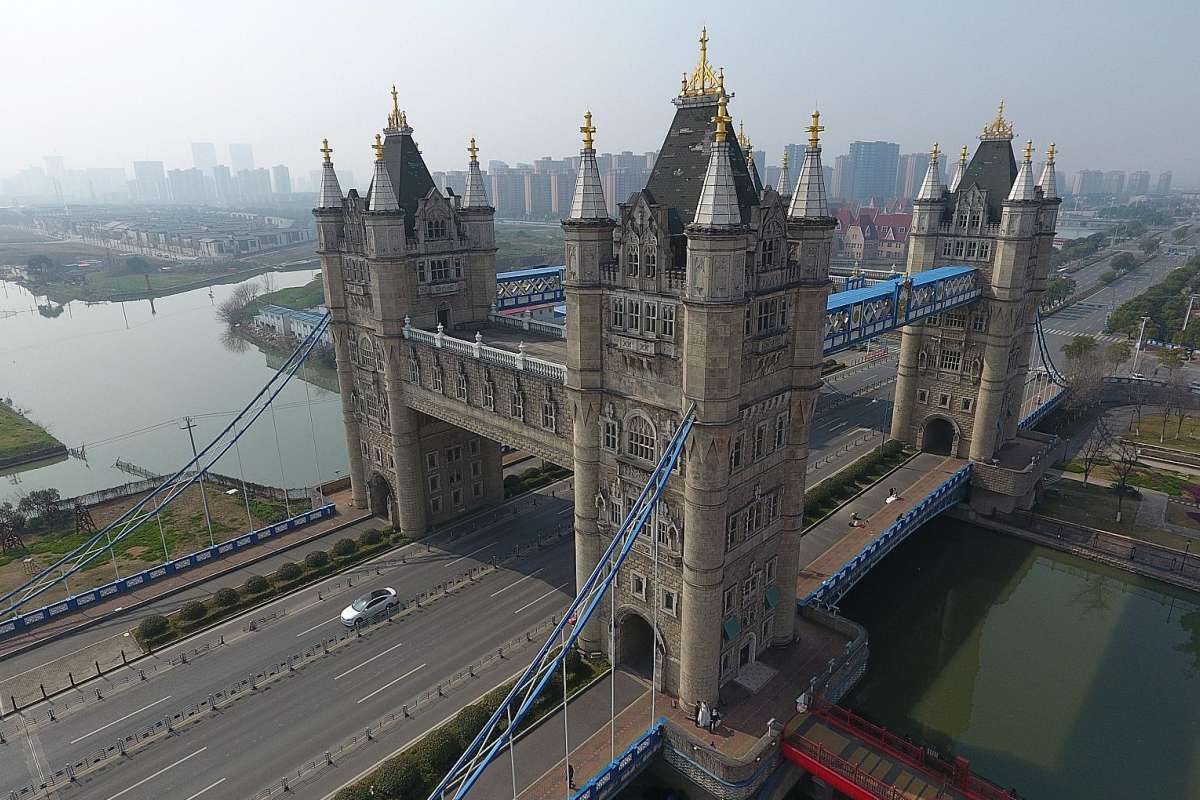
514 583 570 615
27 735 45 785
184 778 227 800
103 746 207 800
490 568 544 598
356 663 426 704
445 543 494 567
334 641 404 681
295 616 339 637
69 695 173 744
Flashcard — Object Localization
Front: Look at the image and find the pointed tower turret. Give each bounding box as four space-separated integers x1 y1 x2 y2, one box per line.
1037 142 1058 200
948 145 968 192
367 134 399 212
568 111 609 220
316 138 343 209
1007 139 1038 201
788 111 830 219
693 93 743 227
775 150 791 196
462 137 490 208
916 143 944 201
738 121 763 195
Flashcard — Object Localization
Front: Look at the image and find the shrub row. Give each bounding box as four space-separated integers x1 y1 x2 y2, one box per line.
803 440 910 525
503 463 572 498
134 526 409 649
335 650 597 800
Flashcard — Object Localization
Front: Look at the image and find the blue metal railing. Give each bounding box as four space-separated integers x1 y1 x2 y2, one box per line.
570 719 666 800
800 465 973 607
0 504 335 639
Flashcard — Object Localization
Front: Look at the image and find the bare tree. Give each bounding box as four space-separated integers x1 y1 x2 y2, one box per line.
1126 379 1148 435
1061 335 1105 420
1108 437 1140 524
1078 421 1112 486
217 282 260 327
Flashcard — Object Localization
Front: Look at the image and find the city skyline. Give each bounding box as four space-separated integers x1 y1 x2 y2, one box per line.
3 0 1197 188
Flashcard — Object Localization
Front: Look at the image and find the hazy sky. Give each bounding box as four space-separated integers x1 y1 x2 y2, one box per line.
5 0 1198 186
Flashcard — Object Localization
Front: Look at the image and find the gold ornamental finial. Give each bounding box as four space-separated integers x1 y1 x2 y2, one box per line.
468 137 479 163
980 99 1015 140
1023 138 1034 162
682 27 721 96
737 120 749 149
807 110 824 150
373 133 385 162
1046 142 1057 165
930 142 941 164
781 150 789 169
959 145 968 165
580 110 596 150
712 93 731 143
320 138 332 164
391 85 399 114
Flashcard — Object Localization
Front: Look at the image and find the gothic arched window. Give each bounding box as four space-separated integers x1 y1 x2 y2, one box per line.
358 336 376 370
626 414 656 461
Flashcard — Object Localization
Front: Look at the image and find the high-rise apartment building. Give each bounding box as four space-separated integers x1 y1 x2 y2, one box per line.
1157 171 1173 195
132 161 167 202
271 165 292 196
168 168 207 204
230 143 255 174
213 165 234 203
846 141 899 205
1127 171 1151 195
191 143 218 174
895 152 931 202
236 168 272 204
1103 170 1126 196
1072 170 1104 196
831 154 853 201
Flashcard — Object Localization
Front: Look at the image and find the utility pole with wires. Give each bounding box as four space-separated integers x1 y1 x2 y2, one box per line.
181 416 216 547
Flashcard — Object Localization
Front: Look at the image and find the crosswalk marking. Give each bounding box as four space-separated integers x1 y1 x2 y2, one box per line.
1041 327 1125 343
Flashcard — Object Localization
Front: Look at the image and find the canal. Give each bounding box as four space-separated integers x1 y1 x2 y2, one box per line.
840 517 1200 799
0 272 348 505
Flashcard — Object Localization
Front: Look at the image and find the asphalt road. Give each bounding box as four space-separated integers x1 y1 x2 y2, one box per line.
1 493 577 799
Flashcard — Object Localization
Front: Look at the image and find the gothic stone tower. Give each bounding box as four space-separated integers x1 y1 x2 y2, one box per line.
314 91 503 535
564 31 834 705
891 104 1060 462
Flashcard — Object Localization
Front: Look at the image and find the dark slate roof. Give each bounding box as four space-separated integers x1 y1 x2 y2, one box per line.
644 98 759 236
949 139 1017 223
374 131 436 232
748 158 764 195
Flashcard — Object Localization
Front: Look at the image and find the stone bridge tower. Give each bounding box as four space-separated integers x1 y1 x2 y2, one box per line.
891 104 1061 468
564 30 835 705
314 90 504 535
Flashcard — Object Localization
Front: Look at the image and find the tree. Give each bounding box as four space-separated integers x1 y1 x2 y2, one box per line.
1078 422 1112 486
1104 340 1133 371
25 255 57 276
1142 237 1161 256
1061 336 1104 418
1043 275 1076 308
216 282 260 327
0 502 25 538
1108 437 1141 524
1174 226 1191 242
1099 269 1120 285
1158 349 1187 442
18 488 62 526
1111 252 1137 273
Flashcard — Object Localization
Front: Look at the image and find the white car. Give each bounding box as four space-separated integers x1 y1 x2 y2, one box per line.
341 587 399 627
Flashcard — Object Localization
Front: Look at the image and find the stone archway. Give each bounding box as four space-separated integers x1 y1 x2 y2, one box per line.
922 416 957 456
615 608 666 691
368 472 395 524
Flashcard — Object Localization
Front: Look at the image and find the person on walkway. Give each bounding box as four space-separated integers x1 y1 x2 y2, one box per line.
885 488 900 504
848 512 864 528
694 700 702 726
709 706 721 732
568 762 575 789
698 701 711 730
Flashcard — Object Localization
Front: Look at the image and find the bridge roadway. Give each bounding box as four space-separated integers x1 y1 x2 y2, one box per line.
0 493 578 800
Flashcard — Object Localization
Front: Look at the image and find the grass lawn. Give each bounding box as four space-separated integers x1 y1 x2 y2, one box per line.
496 224 564 270
0 403 63 463
1037 481 1193 549
254 275 324 311
1124 414 1200 455
1059 456 1200 499
0 225 53 244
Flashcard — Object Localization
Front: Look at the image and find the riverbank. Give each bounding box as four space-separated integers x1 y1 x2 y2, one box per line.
0 402 66 470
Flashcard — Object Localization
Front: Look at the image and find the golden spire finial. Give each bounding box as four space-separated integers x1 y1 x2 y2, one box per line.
468 137 479 163
980 99 1014 140
930 142 941 164
320 138 332 164
737 120 749 149
781 150 789 169
717 67 724 94
712 93 731 143
682 27 721 96
807 110 824 150
959 145 968 164
373 133 385 162
391 85 399 114
1046 142 1057 165
580 110 596 150
1023 138 1034 162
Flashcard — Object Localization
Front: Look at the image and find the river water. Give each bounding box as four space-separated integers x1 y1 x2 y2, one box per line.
0 272 348 505
841 518 1200 799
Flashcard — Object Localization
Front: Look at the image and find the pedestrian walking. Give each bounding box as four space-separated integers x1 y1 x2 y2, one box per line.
568 762 575 789
694 700 702 726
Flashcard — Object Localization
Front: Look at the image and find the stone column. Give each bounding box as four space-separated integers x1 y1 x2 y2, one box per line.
382 345 428 536
890 326 924 443
571 392 604 654
331 323 367 508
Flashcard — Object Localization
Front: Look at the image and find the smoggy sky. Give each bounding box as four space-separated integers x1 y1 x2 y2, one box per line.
5 0 1198 186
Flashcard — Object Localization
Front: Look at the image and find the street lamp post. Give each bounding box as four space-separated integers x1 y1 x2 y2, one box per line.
1184 294 1199 331
1131 316 1151 375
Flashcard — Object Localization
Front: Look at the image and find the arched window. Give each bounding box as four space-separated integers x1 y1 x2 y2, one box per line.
645 239 657 278
358 336 377 369
627 246 640 277
626 414 655 461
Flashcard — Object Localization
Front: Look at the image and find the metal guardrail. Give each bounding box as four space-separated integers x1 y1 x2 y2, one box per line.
570 719 666 800
2 542 570 800
0 504 336 640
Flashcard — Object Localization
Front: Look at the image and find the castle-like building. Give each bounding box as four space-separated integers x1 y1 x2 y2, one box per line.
313 35 1059 704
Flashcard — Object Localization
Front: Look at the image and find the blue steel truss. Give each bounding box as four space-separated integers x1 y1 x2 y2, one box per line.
495 265 564 310
824 265 980 355
0 313 332 619
428 404 697 800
